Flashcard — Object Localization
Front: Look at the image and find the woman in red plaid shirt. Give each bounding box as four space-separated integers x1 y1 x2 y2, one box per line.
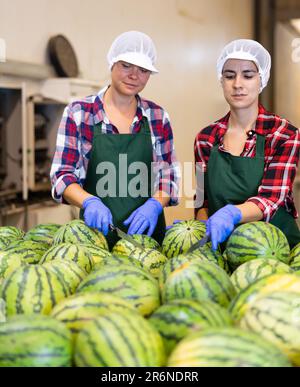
194 39 300 250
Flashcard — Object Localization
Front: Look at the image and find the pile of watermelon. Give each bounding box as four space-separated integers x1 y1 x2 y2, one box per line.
0 219 299 367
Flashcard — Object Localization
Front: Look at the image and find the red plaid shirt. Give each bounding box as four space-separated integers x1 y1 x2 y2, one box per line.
50 86 180 206
194 104 300 221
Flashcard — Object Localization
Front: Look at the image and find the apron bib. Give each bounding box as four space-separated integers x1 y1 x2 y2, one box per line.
80 116 166 249
205 134 300 248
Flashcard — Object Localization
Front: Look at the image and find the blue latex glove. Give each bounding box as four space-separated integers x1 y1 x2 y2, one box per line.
123 198 163 236
166 220 182 231
82 196 113 236
206 204 242 251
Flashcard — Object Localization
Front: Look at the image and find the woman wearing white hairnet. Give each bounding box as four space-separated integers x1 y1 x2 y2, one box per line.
51 31 180 249
194 39 300 250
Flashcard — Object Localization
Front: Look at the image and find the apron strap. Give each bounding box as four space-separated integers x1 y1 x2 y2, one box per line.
255 133 265 158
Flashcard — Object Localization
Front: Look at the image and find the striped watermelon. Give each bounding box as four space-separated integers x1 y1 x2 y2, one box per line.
1 240 49 264
290 243 300 273
149 299 232 355
226 222 290 270
0 315 72 366
290 242 300 260
0 226 24 249
0 236 8 250
0 251 26 280
231 258 293 292
291 261 300 273
167 327 291 367
51 292 136 339
40 243 94 273
81 244 113 265
162 260 236 307
0 298 5 322
93 254 146 272
113 240 167 278
112 237 156 257
229 273 300 322
76 264 160 316
161 220 206 258
53 220 108 250
186 246 230 274
74 311 166 367
24 223 61 244
131 234 161 250
240 291 300 366
0 265 69 316
42 259 87 294
158 254 210 289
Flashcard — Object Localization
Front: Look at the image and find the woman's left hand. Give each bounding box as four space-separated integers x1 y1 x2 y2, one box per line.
206 205 242 251
123 198 163 236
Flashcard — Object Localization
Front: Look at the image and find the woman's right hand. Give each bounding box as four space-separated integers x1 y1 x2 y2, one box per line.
82 196 113 236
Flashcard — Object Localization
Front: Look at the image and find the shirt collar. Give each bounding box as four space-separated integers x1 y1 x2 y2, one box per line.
216 104 275 137
93 85 145 125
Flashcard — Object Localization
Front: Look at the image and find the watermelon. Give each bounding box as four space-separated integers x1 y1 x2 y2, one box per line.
113 240 167 278
40 243 94 273
290 242 300 260
0 226 24 249
93 254 146 272
161 220 206 258
24 223 61 244
1 240 49 264
81 244 113 265
0 252 26 280
53 220 108 250
290 243 300 273
74 311 166 367
0 315 72 366
0 236 8 250
158 254 209 289
162 260 236 307
0 265 69 316
226 222 290 270
167 327 291 367
76 264 160 316
112 234 160 255
149 299 232 355
42 259 87 294
51 292 136 339
229 273 300 322
131 234 161 250
0 298 6 322
291 261 300 273
231 258 292 292
239 291 300 366
186 246 230 273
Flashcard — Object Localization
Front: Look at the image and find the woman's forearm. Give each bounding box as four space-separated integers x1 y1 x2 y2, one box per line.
236 202 263 223
153 191 170 208
63 183 94 208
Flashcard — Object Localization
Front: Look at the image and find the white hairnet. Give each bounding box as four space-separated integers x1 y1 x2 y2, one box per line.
107 31 158 73
216 39 271 92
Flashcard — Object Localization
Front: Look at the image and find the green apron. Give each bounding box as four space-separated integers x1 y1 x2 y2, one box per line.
205 133 300 248
80 116 166 250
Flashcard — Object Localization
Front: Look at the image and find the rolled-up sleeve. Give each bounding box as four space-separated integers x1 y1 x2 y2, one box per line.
50 105 82 203
153 111 180 206
247 130 300 221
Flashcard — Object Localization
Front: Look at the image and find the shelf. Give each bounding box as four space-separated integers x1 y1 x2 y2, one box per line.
30 182 51 192
34 140 48 150
0 60 55 80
